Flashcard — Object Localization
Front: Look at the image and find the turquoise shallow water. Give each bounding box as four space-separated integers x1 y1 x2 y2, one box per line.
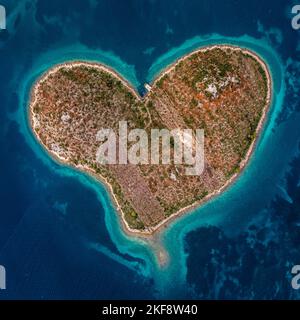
15 34 284 296
1 0 300 299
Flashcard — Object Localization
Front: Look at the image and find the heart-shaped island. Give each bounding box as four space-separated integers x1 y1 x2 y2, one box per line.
30 45 271 235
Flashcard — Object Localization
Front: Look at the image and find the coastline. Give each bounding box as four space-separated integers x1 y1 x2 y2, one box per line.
28 44 273 242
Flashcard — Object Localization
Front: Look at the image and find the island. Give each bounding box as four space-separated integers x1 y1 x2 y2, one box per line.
29 45 271 235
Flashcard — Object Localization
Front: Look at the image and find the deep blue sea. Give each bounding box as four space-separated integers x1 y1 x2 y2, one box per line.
0 0 300 299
